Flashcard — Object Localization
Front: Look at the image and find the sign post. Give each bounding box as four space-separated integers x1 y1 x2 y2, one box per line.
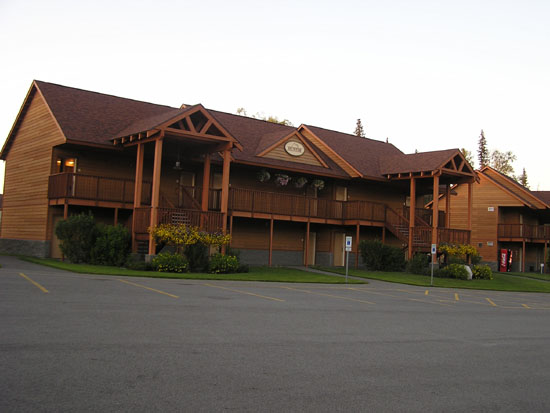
430 243 437 286
345 236 353 284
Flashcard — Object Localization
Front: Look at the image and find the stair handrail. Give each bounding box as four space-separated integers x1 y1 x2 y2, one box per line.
384 206 410 243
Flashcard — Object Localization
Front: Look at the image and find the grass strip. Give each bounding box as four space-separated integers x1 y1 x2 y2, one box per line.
19 257 365 284
313 266 550 293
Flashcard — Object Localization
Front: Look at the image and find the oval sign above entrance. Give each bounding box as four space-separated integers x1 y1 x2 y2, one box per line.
284 141 305 157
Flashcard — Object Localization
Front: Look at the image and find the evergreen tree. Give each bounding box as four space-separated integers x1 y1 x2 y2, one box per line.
517 168 529 188
354 119 365 138
477 129 489 168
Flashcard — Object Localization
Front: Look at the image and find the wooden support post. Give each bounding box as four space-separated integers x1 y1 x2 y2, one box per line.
522 240 526 273
445 184 451 227
148 138 163 256
305 221 310 267
408 177 416 260
201 153 211 211
432 174 440 263
63 202 68 219
132 143 144 252
229 215 234 247
467 182 473 231
544 241 548 273
355 223 360 269
114 208 119 226
220 149 231 234
382 226 386 244
269 218 274 267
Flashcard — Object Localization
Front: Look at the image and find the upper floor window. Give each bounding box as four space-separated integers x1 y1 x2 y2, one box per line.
55 157 77 173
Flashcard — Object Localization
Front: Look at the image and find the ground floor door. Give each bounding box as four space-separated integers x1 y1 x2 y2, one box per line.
333 232 345 266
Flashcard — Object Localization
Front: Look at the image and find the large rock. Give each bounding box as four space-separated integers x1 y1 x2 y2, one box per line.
463 265 473 280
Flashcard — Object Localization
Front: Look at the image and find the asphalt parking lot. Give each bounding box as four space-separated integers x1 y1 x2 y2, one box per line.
2 256 550 412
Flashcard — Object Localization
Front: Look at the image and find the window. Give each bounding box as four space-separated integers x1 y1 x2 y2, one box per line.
55 157 77 173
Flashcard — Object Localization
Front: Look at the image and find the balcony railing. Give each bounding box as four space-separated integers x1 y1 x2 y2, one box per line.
48 173 151 205
498 224 550 240
133 206 224 234
228 187 386 222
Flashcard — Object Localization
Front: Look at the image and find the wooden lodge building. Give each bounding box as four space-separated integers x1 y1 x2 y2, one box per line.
434 167 550 272
0 81 478 266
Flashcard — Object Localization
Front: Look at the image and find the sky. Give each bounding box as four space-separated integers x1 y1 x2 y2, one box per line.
1 0 549 191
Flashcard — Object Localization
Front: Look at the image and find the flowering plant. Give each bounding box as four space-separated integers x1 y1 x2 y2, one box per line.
311 179 325 190
274 174 291 187
294 176 308 188
257 169 271 183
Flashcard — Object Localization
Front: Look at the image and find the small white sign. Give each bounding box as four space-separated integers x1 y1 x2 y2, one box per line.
345 236 353 252
284 141 305 157
488 207 495 212
431 244 437 255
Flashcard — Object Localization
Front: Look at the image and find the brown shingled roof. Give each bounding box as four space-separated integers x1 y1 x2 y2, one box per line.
380 149 460 175
208 111 349 177
304 125 404 178
35 80 182 145
532 191 550 206
6 81 477 182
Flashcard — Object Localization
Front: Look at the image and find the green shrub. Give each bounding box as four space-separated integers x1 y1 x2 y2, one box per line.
407 253 429 275
359 240 405 271
237 263 250 273
209 253 239 274
472 264 493 280
124 254 153 271
152 253 189 273
185 243 209 272
55 213 98 263
91 224 131 266
439 263 469 280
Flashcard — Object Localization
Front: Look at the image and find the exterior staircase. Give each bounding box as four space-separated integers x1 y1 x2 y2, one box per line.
384 207 431 251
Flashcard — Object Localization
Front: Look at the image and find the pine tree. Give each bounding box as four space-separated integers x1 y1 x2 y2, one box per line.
477 129 489 168
354 119 365 138
518 168 529 188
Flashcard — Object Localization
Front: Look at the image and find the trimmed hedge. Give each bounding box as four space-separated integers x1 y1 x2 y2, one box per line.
472 264 493 280
209 253 239 274
152 252 189 273
359 240 405 271
439 263 469 280
55 213 131 265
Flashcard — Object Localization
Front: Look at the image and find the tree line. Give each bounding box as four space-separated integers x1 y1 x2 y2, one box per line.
461 130 528 188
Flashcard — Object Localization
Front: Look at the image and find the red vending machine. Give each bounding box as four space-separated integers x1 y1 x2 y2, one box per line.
499 249 513 272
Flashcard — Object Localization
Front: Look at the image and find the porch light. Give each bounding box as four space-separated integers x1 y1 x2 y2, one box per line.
173 147 182 170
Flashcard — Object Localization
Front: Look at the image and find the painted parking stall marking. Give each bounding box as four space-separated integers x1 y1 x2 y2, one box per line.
280 285 375 305
117 279 179 298
18 273 49 293
203 283 285 302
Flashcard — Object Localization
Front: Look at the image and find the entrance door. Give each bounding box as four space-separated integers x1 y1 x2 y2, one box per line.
211 173 223 210
305 232 316 265
333 232 345 266
334 186 347 219
178 171 195 208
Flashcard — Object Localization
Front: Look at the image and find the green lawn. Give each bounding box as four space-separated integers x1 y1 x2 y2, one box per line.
506 271 550 282
19 257 365 284
313 266 550 293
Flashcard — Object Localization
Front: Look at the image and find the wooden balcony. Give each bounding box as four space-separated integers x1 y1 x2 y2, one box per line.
48 173 151 208
228 187 386 224
498 224 550 241
48 175 471 247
